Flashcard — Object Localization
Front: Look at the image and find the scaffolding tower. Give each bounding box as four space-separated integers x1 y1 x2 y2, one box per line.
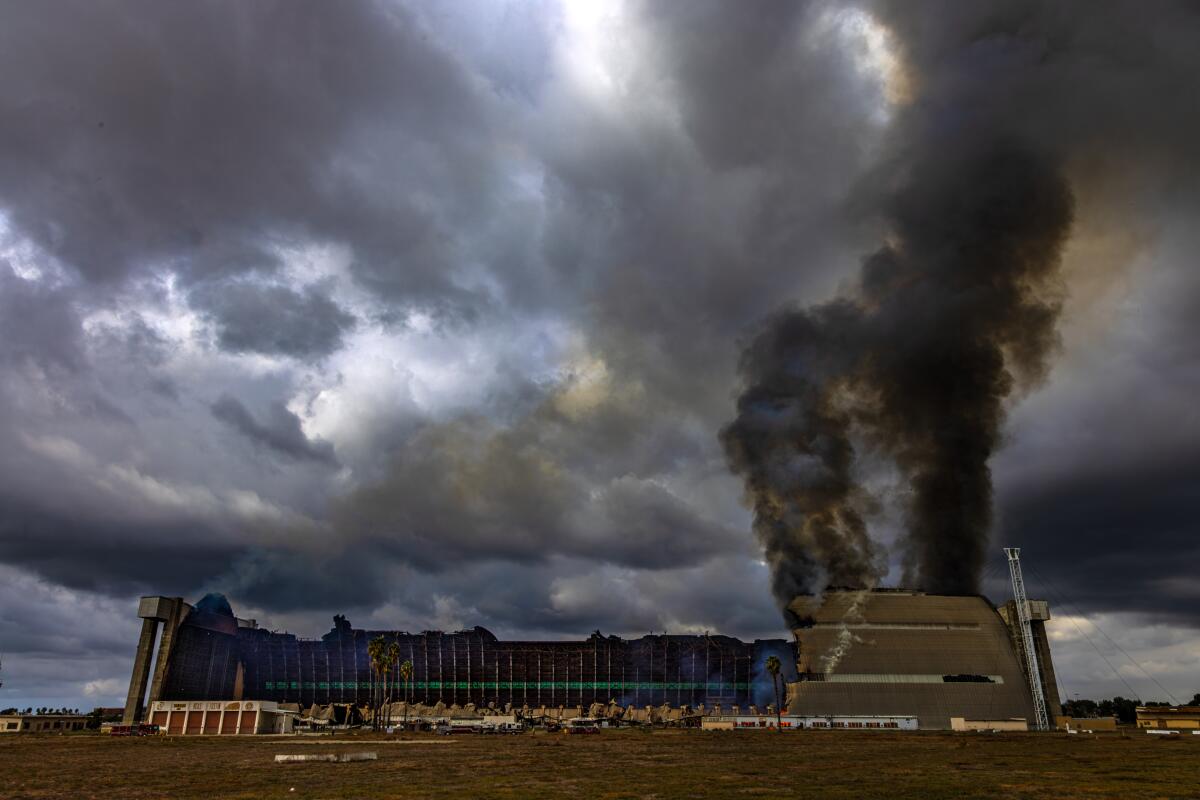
1005 547 1050 731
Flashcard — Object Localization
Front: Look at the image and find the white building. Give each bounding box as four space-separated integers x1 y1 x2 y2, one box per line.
702 714 918 731
148 700 294 735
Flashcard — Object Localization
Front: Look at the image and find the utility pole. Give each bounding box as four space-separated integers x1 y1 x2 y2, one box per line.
1005 548 1050 731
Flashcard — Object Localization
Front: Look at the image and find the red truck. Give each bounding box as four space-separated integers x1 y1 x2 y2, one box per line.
109 724 159 736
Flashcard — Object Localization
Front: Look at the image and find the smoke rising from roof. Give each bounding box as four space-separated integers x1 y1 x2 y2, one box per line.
721 5 1078 604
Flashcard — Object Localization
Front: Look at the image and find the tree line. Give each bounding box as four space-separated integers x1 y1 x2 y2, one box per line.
1061 693 1200 724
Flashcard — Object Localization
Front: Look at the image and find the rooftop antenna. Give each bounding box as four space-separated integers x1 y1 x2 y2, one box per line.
1005 548 1050 731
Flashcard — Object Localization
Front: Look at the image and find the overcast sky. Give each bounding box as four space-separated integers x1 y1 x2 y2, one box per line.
0 0 1197 711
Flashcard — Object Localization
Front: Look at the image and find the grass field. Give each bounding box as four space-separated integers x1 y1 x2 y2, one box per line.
1 728 1196 799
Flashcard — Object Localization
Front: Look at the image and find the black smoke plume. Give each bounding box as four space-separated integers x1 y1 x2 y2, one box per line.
721 138 1073 604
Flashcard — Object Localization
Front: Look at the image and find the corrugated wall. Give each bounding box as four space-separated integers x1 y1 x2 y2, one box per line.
158 626 240 701
785 591 1039 729
233 623 779 709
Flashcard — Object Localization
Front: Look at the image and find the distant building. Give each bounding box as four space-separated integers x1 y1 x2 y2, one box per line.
701 714 918 731
1136 706 1200 731
0 713 89 733
950 717 1029 732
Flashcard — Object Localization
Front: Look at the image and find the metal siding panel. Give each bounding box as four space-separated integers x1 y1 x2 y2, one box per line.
789 592 1036 729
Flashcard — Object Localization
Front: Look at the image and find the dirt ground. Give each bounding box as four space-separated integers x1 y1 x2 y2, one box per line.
1 728 1196 799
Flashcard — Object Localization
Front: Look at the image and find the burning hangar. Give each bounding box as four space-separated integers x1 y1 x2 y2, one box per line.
786 589 1060 730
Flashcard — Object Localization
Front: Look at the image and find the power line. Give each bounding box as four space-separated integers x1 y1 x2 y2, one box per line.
1026 564 1178 705
1029 564 1179 704
1047 593 1140 700
1025 564 1140 699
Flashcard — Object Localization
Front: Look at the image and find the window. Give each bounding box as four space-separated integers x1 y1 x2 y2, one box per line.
5 722 17 730
942 674 996 683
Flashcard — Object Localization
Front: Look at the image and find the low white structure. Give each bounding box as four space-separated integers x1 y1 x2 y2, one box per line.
702 714 918 731
149 700 295 735
950 717 1029 732
276 752 377 763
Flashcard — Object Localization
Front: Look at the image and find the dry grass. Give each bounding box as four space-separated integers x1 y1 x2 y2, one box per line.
1 728 1196 799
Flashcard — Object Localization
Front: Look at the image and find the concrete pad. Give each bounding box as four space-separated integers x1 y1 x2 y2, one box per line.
275 752 378 763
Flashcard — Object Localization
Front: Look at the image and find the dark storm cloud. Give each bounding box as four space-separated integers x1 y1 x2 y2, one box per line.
638 0 856 170
0 264 83 371
214 547 396 615
211 394 338 465
0 567 139 659
332 405 742 573
0 0 496 308
996 448 1200 628
0 494 242 597
0 0 884 618
192 281 356 358
535 0 882 407
225 556 785 643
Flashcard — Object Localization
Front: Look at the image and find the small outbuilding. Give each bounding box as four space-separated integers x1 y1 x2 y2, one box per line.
1136 706 1200 731
702 714 917 730
148 700 295 735
949 717 1029 732
0 713 89 733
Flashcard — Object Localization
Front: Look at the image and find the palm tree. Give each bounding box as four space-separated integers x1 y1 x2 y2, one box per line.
385 640 401 727
765 656 783 731
367 636 387 731
399 659 414 729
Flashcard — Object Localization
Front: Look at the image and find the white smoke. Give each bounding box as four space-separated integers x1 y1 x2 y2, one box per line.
819 588 873 675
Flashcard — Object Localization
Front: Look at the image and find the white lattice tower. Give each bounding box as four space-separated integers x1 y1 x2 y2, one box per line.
1005 548 1049 731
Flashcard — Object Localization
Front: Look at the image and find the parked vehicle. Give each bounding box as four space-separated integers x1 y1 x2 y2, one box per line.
109 724 159 737
563 718 601 735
